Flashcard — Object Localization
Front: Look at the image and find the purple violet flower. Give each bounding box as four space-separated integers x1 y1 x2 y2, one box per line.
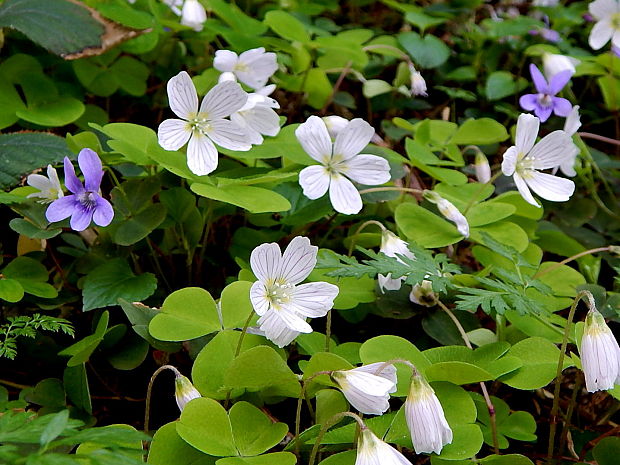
519 63 572 122
46 149 114 231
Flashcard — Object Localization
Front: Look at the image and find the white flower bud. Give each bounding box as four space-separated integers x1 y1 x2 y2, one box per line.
378 230 415 292
405 374 453 454
542 53 580 80
410 70 427 97
218 71 237 83
424 190 469 237
474 151 491 184
331 362 397 415
322 115 349 139
180 0 207 32
175 374 201 412
580 309 620 392
355 427 414 465
27 165 64 203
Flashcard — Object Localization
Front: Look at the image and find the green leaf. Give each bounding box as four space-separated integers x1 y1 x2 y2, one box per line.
216 453 297 465
148 421 217 465
0 0 104 57
219 281 254 330
82 259 157 311
224 346 301 398
9 218 62 240
91 122 154 165
264 11 310 43
228 402 289 456
176 398 237 457
499 337 570 390
59 311 109 366
485 71 519 101
191 184 291 213
466 202 516 228
3 256 57 298
40 410 69 447
0 278 24 302
398 32 450 68
363 79 393 98
426 361 494 385
395 202 463 248
149 287 220 342
112 203 167 246
16 97 85 127
593 437 620 465
470 221 529 253
450 118 509 145
0 132 72 189
64 364 92 414
479 455 534 465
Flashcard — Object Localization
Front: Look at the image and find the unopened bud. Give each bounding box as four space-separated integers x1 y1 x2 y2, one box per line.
175 374 201 412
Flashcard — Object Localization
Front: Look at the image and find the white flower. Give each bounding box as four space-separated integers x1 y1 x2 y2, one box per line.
158 71 251 176
322 115 349 139
405 374 453 455
230 93 281 145
249 236 339 348
542 53 580 81
355 427 413 465
331 362 397 415
180 0 206 31
174 374 201 411
378 230 415 292
580 309 620 392
424 191 469 237
27 165 64 203
556 105 582 177
409 280 438 307
588 0 620 50
474 151 491 184
409 65 428 97
501 113 576 207
296 116 391 215
533 0 559 5
214 47 278 91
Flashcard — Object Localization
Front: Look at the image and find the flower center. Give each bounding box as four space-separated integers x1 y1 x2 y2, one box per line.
78 191 97 209
612 13 620 29
234 62 249 73
537 93 552 107
266 281 294 309
190 116 212 135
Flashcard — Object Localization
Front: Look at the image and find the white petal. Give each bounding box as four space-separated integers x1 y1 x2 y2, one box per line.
563 105 581 136
238 105 280 137
205 119 252 151
218 71 237 83
515 113 539 154
299 165 330 200
581 332 619 391
528 130 576 169
589 0 618 20
47 165 62 194
381 231 414 261
329 173 362 215
272 307 313 333
250 281 270 316
27 173 52 191
501 146 518 176
559 146 578 177
589 19 615 50
352 362 397 388
437 199 469 237
180 0 206 31
523 171 575 202
295 115 333 163
378 274 404 292
230 112 264 145
167 71 198 120
200 81 248 120
341 154 391 185
257 311 302 348
543 53 579 80
250 242 282 282
342 387 389 415
513 172 540 207
236 49 278 89
278 236 318 284
158 119 192 151
289 282 339 317
333 118 375 161
323 115 349 138
213 50 239 73
186 132 218 175
344 371 395 396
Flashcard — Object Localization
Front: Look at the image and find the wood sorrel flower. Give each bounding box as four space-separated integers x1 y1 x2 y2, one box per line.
27 164 63 203
355 427 413 465
405 373 453 454
378 230 415 292
588 0 620 50
158 71 251 176
214 47 278 91
230 93 281 145
424 190 469 237
580 309 620 392
296 116 391 215
331 362 397 415
556 105 581 177
174 374 201 411
474 151 491 184
249 236 339 348
519 64 572 122
501 113 576 207
45 149 113 232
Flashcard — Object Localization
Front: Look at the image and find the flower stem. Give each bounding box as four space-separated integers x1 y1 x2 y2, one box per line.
577 131 620 146
294 371 333 457
144 364 181 434
308 411 366 465
547 290 595 464
531 246 613 279
224 308 256 408
325 309 332 352
347 220 386 257
437 300 500 454
357 186 423 196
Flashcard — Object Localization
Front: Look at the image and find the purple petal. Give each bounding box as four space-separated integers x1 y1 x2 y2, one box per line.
46 195 78 222
78 148 104 192
552 97 573 117
519 94 539 111
93 197 114 227
70 205 94 232
530 64 549 94
548 70 572 95
535 105 553 123
63 157 83 194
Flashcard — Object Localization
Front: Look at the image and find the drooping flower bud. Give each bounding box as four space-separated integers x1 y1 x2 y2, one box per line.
474 151 491 184
331 362 397 415
409 65 427 97
424 190 469 237
405 374 453 454
174 374 201 412
180 0 207 32
580 309 620 392
355 426 414 465
378 230 415 292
